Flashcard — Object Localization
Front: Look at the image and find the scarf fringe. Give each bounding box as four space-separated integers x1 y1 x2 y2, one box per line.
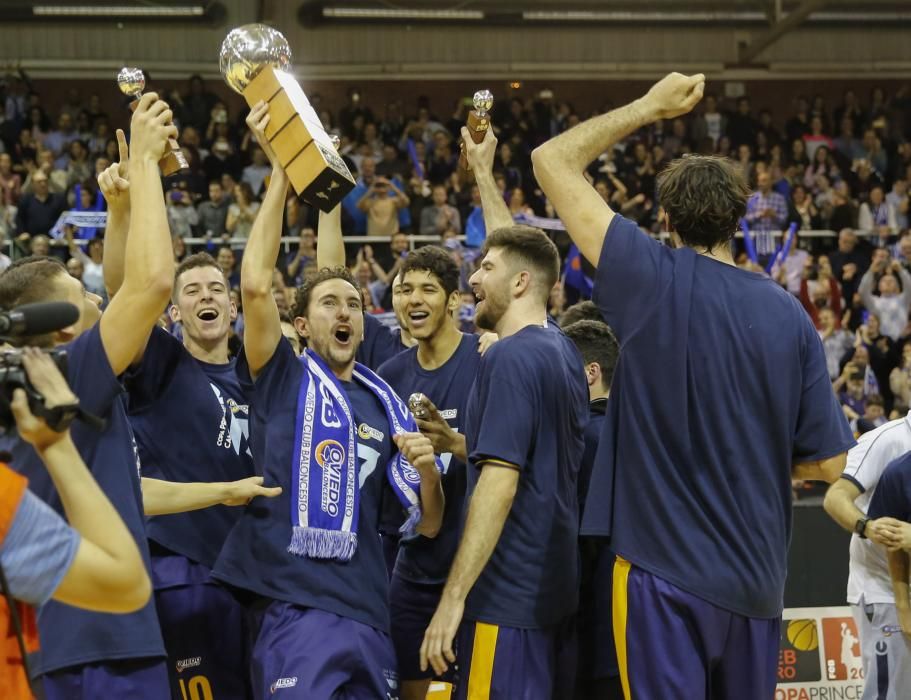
399 504 423 539
289 526 359 561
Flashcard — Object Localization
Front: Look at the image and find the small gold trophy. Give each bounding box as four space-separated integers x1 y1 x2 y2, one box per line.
219 24 355 212
116 67 188 176
459 89 494 172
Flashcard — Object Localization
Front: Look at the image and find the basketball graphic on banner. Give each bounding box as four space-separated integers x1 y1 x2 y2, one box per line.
786 619 819 651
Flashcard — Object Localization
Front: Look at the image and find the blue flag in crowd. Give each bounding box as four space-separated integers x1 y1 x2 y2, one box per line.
563 244 593 299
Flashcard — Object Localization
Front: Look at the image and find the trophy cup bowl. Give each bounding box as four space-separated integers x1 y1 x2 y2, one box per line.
219 24 354 211
473 89 494 117
116 67 145 99
115 66 187 175
219 23 292 95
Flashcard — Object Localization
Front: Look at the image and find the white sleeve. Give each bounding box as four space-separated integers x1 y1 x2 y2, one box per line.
842 422 908 493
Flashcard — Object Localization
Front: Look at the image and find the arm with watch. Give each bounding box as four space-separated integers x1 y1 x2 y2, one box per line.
823 476 905 548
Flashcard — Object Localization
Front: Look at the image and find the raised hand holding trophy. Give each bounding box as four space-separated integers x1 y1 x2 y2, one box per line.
117 67 188 176
219 24 355 212
459 90 494 172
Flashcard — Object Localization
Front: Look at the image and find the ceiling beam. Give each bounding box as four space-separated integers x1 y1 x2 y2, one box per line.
738 0 828 64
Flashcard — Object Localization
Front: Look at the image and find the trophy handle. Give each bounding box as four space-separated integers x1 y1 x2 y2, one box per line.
126 101 188 176
459 108 491 172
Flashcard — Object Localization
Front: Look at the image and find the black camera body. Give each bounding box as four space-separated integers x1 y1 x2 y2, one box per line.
0 347 69 432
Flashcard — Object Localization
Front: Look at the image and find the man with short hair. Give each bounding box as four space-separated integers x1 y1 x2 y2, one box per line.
15 170 65 240
745 170 789 265
532 72 854 699
378 245 481 700
421 118 588 699
420 184 461 236
564 319 621 700
213 102 444 700
859 258 911 341
825 422 911 700
0 93 178 699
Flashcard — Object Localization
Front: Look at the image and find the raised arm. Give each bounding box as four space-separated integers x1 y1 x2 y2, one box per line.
99 94 176 376
317 202 345 269
99 129 131 298
239 101 289 377
858 268 878 312
532 73 704 265
461 126 513 232
421 462 518 676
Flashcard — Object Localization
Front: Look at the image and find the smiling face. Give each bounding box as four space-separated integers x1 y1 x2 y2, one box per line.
297 277 364 374
400 269 457 341
170 265 235 346
469 247 514 332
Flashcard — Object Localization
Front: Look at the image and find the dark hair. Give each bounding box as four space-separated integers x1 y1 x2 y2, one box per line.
657 155 750 251
483 225 560 301
867 394 884 408
401 246 460 299
0 256 67 310
563 320 619 391
0 257 70 346
560 300 604 328
173 252 229 301
293 266 362 320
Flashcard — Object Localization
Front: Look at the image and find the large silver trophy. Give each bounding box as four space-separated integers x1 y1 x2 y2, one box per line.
219 24 354 210
117 67 188 175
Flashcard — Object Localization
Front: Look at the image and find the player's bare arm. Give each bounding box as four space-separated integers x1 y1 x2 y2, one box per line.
532 73 705 265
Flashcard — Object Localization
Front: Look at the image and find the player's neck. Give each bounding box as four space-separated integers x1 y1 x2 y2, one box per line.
183 334 230 364
495 301 547 339
697 245 736 267
590 387 610 402
416 321 462 370
400 326 417 348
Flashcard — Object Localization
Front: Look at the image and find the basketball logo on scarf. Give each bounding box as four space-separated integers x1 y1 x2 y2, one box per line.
315 439 345 517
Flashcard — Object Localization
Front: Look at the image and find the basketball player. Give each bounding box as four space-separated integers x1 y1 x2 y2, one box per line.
376 245 481 700
419 215 588 696
532 72 854 698
0 93 177 698
824 413 911 699
563 319 621 699
212 102 443 700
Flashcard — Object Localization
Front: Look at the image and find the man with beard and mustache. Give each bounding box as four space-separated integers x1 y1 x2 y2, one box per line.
100 127 282 699
212 101 443 700
420 123 588 699
376 245 481 700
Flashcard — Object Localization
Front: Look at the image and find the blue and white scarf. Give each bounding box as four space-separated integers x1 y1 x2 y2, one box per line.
289 349 432 561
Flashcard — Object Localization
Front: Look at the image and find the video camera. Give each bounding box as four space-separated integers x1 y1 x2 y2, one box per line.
0 302 104 432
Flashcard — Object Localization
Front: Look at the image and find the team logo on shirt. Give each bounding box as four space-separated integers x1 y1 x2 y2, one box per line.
358 422 384 442
270 676 298 693
315 439 345 516
175 657 201 673
210 384 252 457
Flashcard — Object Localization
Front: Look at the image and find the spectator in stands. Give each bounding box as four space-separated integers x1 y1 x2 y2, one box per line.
834 117 864 162
15 169 64 241
23 149 67 195
745 171 789 263
284 226 317 288
727 96 757 150
860 129 888 175
830 181 859 231
859 185 898 234
216 245 240 290
166 186 199 239
800 255 842 325
44 112 76 165
225 182 259 240
420 183 461 236
792 185 822 230
357 176 409 236
859 258 911 341
197 180 230 238
889 343 911 410
0 152 21 206
241 145 270 196
64 230 104 298
803 116 834 160
887 178 909 231
786 96 811 143
819 307 854 379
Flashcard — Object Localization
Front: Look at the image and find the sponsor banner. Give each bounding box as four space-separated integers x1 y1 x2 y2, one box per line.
777 606 864 699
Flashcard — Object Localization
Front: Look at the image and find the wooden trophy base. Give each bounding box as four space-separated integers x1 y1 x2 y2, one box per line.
127 101 187 176
458 109 491 184
243 66 355 212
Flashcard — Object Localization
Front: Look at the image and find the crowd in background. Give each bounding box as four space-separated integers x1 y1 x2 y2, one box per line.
2 71 911 433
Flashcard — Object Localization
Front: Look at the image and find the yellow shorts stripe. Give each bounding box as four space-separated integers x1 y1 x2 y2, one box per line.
613 556 632 700
467 621 499 699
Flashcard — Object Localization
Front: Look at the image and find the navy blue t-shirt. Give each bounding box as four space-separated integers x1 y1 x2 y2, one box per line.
378 333 480 584
582 215 855 618
357 313 408 370
579 398 607 517
1 325 165 674
868 452 911 522
125 327 255 570
463 324 588 629
212 340 396 633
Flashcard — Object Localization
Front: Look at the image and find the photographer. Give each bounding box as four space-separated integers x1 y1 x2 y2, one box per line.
1 349 151 698
0 92 176 697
